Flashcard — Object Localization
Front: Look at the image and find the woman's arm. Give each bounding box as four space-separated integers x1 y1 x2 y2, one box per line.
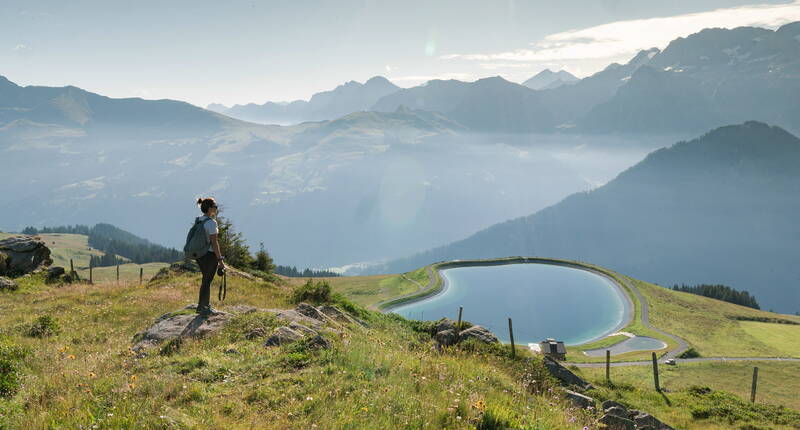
209 234 224 266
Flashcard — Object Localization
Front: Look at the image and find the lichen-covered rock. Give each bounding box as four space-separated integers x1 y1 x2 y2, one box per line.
288 322 318 336
306 334 331 350
0 236 52 276
543 357 594 390
264 326 304 347
633 412 674 430
605 406 629 418
318 305 360 326
0 276 17 291
245 327 268 340
432 318 456 334
598 413 635 430
564 390 594 409
295 303 330 321
458 325 499 344
602 400 627 412
435 329 458 347
132 305 232 351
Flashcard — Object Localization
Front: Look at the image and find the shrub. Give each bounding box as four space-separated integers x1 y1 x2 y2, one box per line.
679 347 701 358
0 253 7 276
290 279 332 304
0 342 28 399
0 357 19 399
27 315 60 338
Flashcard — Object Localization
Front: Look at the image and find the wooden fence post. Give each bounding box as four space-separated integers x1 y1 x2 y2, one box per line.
116 264 120 283
652 352 660 392
606 350 611 383
89 261 93 284
456 306 463 334
70 258 74 274
751 367 759 403
139 267 143 285
508 318 515 358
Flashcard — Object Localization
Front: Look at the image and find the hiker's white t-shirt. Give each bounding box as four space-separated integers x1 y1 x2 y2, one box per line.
199 215 219 253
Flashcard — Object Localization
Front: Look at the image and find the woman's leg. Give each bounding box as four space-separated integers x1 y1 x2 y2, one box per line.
196 252 217 313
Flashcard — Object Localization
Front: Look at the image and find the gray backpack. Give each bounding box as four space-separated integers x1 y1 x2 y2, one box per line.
183 217 210 258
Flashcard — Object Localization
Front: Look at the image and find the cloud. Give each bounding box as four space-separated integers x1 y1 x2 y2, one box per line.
12 44 31 52
443 1 800 65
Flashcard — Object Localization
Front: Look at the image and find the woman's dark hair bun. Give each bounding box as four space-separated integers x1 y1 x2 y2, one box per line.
197 197 217 214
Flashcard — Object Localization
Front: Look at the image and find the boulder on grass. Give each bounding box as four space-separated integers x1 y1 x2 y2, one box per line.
0 276 17 291
132 305 232 351
0 236 52 276
564 390 594 409
598 413 635 430
435 329 458 347
264 326 304 347
458 325 499 344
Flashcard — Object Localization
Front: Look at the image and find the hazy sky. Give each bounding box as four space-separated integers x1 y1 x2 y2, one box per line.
2 0 799 107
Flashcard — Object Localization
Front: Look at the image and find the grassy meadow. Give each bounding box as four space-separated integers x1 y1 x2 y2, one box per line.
0 272 595 430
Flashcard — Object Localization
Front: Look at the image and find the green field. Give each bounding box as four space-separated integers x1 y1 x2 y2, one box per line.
633 278 800 358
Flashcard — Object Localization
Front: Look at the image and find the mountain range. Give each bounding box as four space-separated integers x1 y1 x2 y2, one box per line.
379 121 800 313
209 76 399 125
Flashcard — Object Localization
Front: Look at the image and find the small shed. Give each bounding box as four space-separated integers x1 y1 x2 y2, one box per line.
539 338 567 361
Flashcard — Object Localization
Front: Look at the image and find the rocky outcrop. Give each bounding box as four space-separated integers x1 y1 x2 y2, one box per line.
543 357 593 390
264 326 304 346
0 276 18 291
564 390 595 409
430 318 500 348
133 302 353 352
458 325 499 344
597 399 675 430
0 236 52 276
132 305 232 351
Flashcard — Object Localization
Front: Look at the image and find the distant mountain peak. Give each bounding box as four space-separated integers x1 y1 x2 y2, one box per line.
365 76 395 86
522 69 578 90
627 48 660 66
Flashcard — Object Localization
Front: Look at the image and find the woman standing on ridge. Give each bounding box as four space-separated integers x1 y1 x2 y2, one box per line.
195 197 225 315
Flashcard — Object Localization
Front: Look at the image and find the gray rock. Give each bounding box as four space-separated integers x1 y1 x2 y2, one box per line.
543 357 593 390
598 413 635 430
633 412 674 430
458 325 499 344
306 334 331 350
288 322 318 336
0 236 52 276
605 406 629 418
318 305 359 325
564 390 594 409
266 308 326 330
264 326 304 347
295 303 329 322
132 305 232 351
0 276 17 291
245 327 268 340
47 266 66 278
433 318 456 334
228 305 259 314
435 329 458 347
602 400 627 413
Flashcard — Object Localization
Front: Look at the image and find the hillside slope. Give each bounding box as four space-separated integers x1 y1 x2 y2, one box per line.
382 122 800 312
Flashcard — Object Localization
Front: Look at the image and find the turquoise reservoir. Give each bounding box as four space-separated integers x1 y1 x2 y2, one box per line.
390 263 631 345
